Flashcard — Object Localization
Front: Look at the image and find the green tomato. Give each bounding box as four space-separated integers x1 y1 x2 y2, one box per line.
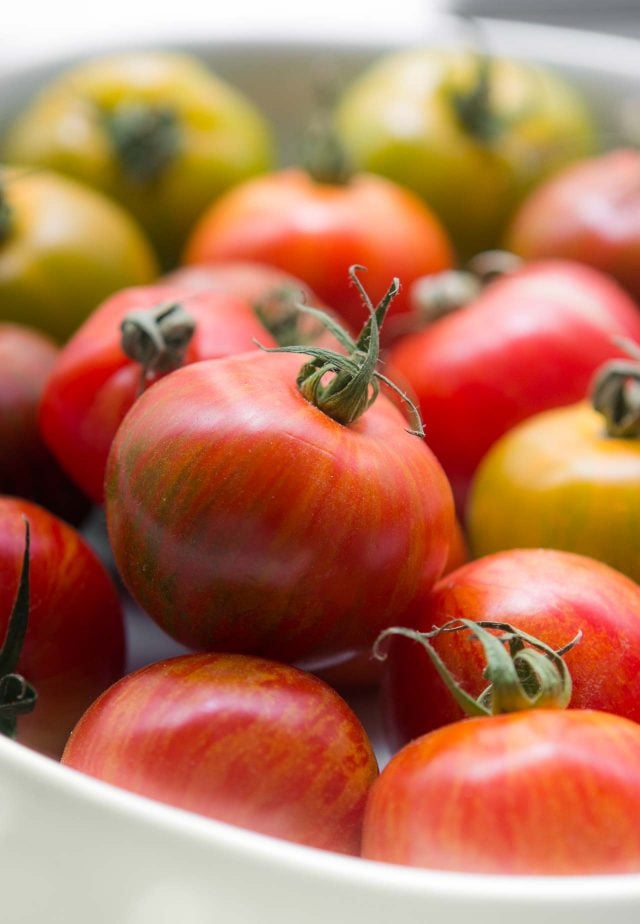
336 49 596 261
0 167 158 342
3 52 275 267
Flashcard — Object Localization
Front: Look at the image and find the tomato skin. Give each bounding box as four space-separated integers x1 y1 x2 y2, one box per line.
105 351 454 662
0 496 125 758
3 52 274 267
40 284 276 505
182 168 453 334
62 653 378 854
0 323 88 523
383 548 640 751
468 402 640 580
0 169 157 342
507 149 640 301
336 49 595 261
362 709 640 875
387 260 640 512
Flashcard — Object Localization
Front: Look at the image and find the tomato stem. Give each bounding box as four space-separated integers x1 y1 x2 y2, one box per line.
253 288 328 347
0 519 37 739
0 184 11 243
374 619 578 716
101 102 181 184
590 337 640 438
301 72 352 185
121 301 196 390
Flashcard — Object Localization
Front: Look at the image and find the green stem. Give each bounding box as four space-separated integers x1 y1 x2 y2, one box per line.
120 301 196 389
590 337 640 438
101 102 181 184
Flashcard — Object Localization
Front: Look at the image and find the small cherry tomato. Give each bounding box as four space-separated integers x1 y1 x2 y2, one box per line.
63 653 378 855
363 709 640 874
506 148 640 301
337 48 595 260
0 496 125 758
0 167 157 341
3 52 274 267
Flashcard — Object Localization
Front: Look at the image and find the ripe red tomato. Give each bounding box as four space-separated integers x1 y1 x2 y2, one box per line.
105 343 454 661
62 653 378 854
0 496 125 757
182 168 453 334
40 284 277 505
362 709 640 874
382 548 640 750
506 149 640 301
387 259 640 511
0 323 88 524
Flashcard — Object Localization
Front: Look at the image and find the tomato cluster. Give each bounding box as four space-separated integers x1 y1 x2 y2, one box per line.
2 44 640 875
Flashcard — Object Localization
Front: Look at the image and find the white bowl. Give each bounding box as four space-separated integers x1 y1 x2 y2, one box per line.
3 21 640 923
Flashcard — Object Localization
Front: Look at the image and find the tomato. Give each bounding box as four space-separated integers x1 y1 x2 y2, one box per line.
506 149 640 301
3 52 274 267
362 709 640 874
40 283 277 505
182 167 453 335
0 167 157 341
0 323 88 524
467 401 640 580
0 496 125 758
382 548 640 750
387 259 640 513
62 653 378 854
336 48 595 261
105 277 454 661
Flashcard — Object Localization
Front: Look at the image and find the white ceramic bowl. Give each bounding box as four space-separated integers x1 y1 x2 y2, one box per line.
3 21 640 923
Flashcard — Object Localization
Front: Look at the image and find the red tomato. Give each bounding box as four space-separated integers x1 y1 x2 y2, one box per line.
0 323 89 524
362 709 640 874
507 149 640 301
62 653 378 854
40 284 277 505
105 347 454 662
387 259 640 512
182 168 453 335
0 496 125 757
382 548 640 751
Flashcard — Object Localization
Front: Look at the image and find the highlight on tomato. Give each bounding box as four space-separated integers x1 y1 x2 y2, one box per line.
379 547 640 751
467 343 640 580
0 496 125 758
0 167 157 342
39 283 279 505
62 653 378 855
336 46 595 260
386 259 640 512
105 269 454 662
3 52 275 267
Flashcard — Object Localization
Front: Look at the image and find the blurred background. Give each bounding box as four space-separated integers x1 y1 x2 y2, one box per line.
0 0 638 67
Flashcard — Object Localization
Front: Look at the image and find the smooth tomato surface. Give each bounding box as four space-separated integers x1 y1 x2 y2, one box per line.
363 710 640 874
40 283 276 504
383 548 640 750
387 259 640 512
0 496 125 758
105 351 454 661
468 402 640 580
182 168 453 334
62 653 378 854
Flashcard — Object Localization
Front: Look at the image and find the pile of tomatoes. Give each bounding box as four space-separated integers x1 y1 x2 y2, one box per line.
3 42 640 878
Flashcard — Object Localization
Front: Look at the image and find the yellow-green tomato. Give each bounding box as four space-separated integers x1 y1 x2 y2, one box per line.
468 402 640 582
336 49 596 260
3 52 274 267
0 167 158 341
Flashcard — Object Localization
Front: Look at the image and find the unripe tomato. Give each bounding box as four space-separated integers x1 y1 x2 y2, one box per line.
40 284 277 505
0 496 125 758
387 260 640 512
0 168 157 341
63 653 378 855
363 710 640 874
337 48 595 260
182 168 453 334
467 402 640 580
3 52 274 267
383 548 640 750
507 149 640 301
